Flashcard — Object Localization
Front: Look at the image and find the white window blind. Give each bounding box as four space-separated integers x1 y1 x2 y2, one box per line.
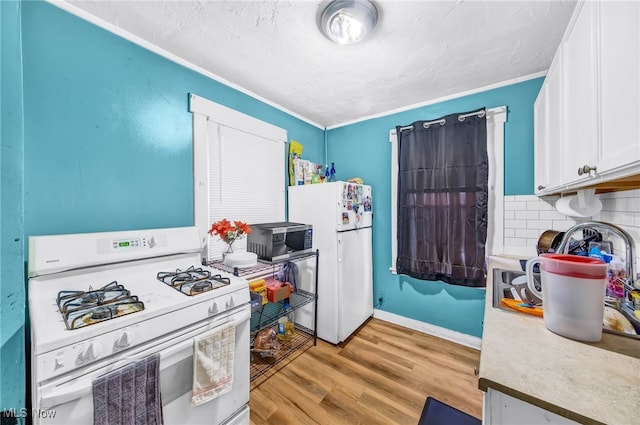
190 94 287 262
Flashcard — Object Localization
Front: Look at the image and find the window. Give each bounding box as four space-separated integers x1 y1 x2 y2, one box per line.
190 94 287 261
389 106 506 273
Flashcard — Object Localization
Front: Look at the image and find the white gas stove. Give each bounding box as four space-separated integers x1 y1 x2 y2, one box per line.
28 226 250 425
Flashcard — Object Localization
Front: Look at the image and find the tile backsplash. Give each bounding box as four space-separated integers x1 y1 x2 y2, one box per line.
503 190 640 269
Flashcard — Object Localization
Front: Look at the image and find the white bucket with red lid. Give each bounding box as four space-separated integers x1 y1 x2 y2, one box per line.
526 254 608 341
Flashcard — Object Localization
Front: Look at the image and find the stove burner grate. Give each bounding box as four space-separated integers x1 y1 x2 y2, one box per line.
56 281 145 330
157 267 231 296
91 306 113 320
211 274 231 288
66 298 145 330
57 281 127 313
157 266 211 285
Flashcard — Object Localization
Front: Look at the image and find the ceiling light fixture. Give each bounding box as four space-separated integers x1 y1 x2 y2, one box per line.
320 0 378 45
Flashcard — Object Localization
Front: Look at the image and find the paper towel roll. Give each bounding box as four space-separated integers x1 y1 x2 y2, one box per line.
555 191 602 218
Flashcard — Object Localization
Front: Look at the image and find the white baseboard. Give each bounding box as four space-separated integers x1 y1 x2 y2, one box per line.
373 309 482 350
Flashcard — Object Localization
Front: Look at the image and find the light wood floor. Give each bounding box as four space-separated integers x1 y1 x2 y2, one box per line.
249 318 483 425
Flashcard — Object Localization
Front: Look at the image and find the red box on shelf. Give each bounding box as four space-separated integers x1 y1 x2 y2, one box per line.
265 279 293 302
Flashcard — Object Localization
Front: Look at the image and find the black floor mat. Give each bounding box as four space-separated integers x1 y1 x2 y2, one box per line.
417 397 481 425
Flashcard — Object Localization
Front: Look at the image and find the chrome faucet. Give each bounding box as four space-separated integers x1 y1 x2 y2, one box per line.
556 221 637 305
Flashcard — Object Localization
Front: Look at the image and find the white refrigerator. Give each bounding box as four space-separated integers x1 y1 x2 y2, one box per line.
288 181 373 344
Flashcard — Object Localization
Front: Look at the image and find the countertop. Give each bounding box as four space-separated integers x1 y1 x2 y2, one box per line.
479 256 640 425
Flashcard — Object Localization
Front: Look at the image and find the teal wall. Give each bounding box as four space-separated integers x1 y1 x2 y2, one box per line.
1 0 324 414
22 1 324 238
328 79 543 337
1 0 26 417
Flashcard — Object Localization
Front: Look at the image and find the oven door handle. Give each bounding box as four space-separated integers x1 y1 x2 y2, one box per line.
40 335 207 410
153 317 246 370
40 378 92 410
39 307 251 410
39 332 201 411
109 307 251 371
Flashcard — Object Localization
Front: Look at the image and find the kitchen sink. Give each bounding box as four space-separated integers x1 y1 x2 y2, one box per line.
492 268 542 312
492 268 640 340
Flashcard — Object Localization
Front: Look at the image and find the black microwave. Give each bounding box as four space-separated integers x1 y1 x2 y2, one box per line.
247 222 313 262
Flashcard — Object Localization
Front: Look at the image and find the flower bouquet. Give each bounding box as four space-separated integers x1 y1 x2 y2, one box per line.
208 219 252 254
208 219 257 268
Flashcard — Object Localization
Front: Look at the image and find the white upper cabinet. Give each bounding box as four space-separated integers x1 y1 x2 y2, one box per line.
534 0 640 195
534 74 550 195
534 48 564 195
562 1 598 186
596 1 640 177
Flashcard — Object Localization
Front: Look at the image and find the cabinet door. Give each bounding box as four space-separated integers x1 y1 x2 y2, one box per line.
484 388 578 425
562 1 599 185
535 46 564 193
534 83 549 195
597 1 640 175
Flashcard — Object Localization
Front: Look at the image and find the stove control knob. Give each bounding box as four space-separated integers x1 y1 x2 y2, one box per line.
226 297 235 309
208 302 219 315
54 356 64 370
78 342 103 364
116 331 135 348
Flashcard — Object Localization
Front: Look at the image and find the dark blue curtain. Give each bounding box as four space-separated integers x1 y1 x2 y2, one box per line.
396 108 488 287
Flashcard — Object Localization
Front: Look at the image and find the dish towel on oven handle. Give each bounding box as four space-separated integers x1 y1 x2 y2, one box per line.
191 322 236 406
93 353 163 425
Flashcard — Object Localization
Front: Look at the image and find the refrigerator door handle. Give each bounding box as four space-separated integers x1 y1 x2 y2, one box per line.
337 237 342 263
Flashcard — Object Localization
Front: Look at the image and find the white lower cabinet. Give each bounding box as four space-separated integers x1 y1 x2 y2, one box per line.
483 389 578 425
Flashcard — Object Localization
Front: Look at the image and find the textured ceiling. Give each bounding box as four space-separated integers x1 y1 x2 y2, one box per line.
63 0 576 128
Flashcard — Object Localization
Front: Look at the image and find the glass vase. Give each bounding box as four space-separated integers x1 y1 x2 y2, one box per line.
222 241 234 260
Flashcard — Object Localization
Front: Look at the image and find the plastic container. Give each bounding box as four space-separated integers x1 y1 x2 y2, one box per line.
248 279 267 305
329 162 336 182
277 302 295 341
588 241 612 262
526 253 608 342
249 291 262 313
606 255 626 299
631 290 640 311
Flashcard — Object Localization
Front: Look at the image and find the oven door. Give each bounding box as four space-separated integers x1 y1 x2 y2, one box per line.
34 305 250 425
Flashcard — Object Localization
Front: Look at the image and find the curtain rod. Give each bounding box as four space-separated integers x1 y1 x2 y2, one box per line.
458 109 486 121
399 109 486 132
